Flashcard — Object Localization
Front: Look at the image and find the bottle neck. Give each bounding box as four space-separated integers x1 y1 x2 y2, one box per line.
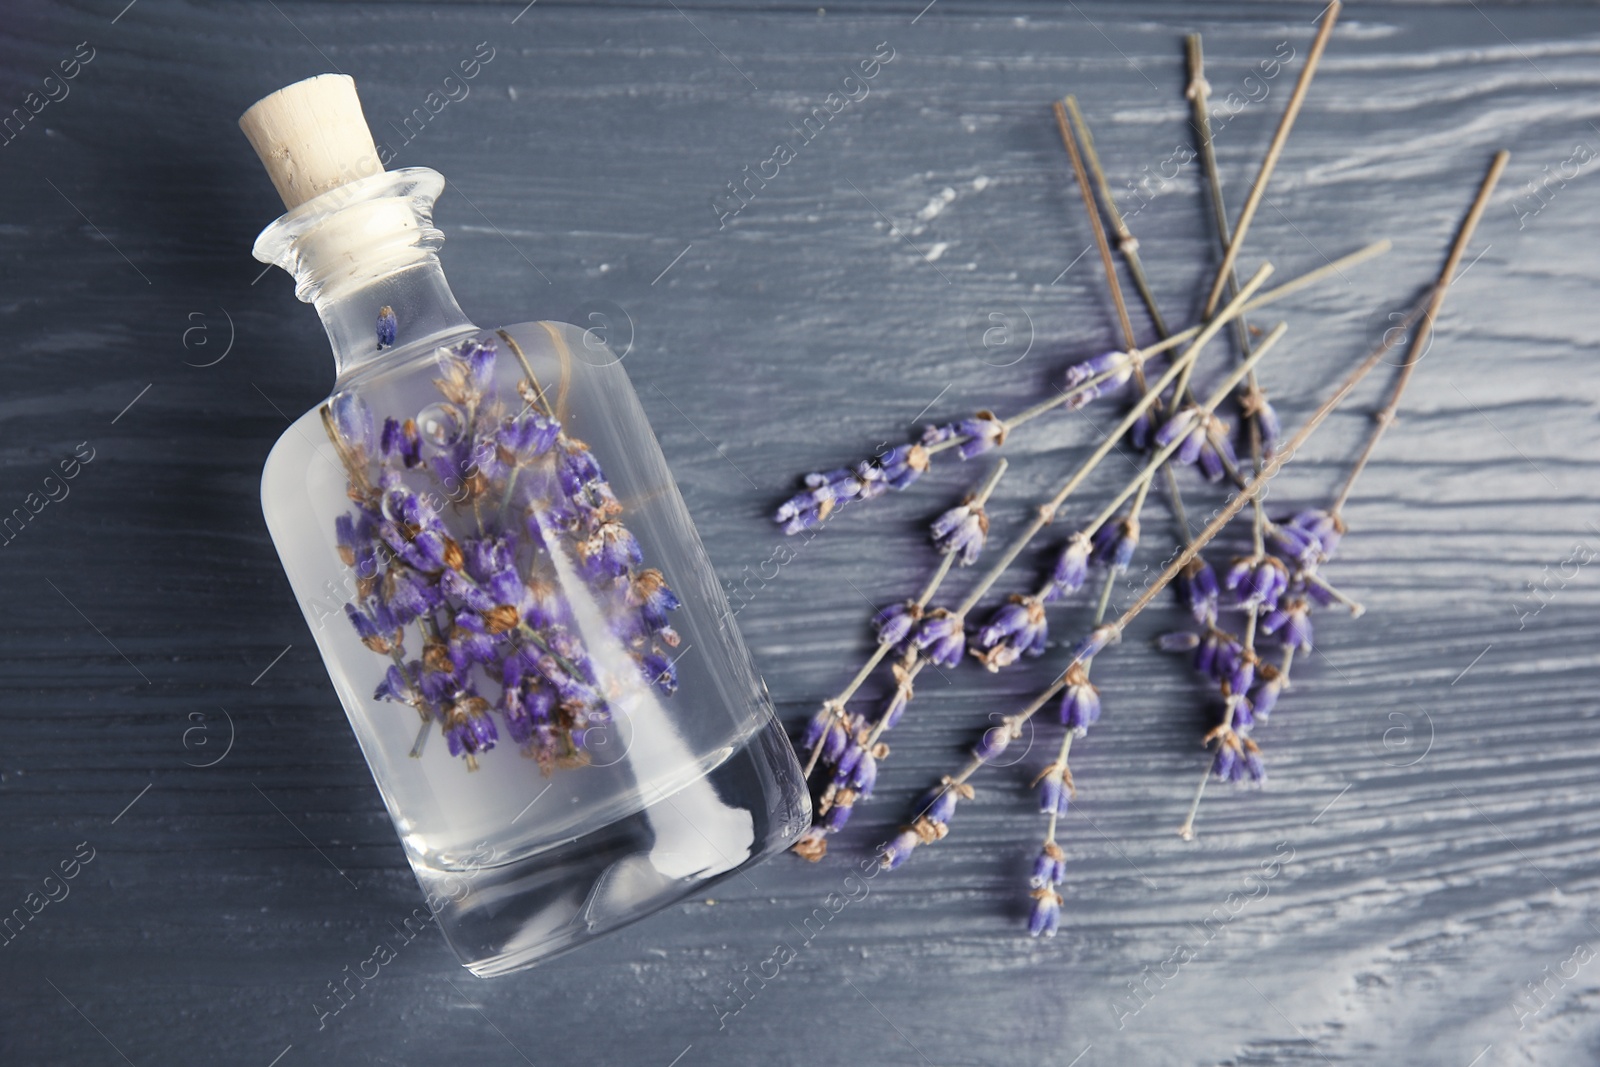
317 258 477 379
252 167 478 380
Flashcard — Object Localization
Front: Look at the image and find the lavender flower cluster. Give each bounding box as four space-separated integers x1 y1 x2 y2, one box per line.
1161 508 1345 784
773 349 1143 535
790 486 996 861
327 335 682 773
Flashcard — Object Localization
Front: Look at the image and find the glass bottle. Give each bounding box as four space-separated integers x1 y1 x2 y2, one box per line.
242 75 809 976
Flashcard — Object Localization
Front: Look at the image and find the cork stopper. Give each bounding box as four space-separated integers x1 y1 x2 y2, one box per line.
240 74 384 211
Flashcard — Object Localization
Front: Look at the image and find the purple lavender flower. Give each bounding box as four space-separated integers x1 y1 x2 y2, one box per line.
973 595 1048 671
1157 630 1201 653
921 776 974 828
374 662 420 706
1224 555 1290 612
1251 667 1285 720
1063 350 1133 410
444 694 498 769
1044 533 1092 602
1028 888 1063 938
974 717 1022 763
1064 350 1131 390
332 392 376 457
498 411 560 463
1226 647 1256 698
1213 734 1265 784
1091 515 1140 573
914 609 967 668
1126 410 1150 453
850 748 880 798
1037 763 1072 816
1156 406 1234 482
345 601 399 654
332 331 683 773
1261 597 1313 652
955 411 1007 459
877 443 930 491
931 497 990 565
1178 558 1220 624
920 423 956 447
1195 631 1245 686
874 600 922 648
1058 663 1101 734
880 827 922 869
1030 842 1066 888
822 793 856 832
773 467 857 535
577 521 644 580
801 706 837 753
376 305 397 349
1243 387 1281 457
638 650 679 695
379 417 422 468
774 444 930 533
1273 508 1345 564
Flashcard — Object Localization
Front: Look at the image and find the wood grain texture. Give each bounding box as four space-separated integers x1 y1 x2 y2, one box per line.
1 2 1598 1065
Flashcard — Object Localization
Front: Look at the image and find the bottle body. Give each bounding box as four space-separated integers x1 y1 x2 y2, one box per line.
262 320 809 974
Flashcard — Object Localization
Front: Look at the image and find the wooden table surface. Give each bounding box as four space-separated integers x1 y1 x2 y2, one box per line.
2 2 1597 1064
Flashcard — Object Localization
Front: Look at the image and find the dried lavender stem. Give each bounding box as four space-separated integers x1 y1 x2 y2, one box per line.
953 265 1275 619
1190 28 1278 642
1188 34 1259 369
1202 1 1343 316
1062 96 1195 543
1329 149 1509 518
802 459 1010 778
1054 99 1140 366
1128 241 1388 364
1064 95 1169 338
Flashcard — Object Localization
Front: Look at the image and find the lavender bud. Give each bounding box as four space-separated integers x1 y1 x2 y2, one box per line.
1262 598 1314 651
1058 663 1101 735
1028 888 1063 938
1251 666 1284 719
1037 764 1071 816
1030 842 1067 888
1156 630 1200 652
1045 532 1093 602
376 305 397 349
955 411 1007 459
874 601 921 649
880 827 921 870
1154 407 1199 449
930 498 990 565
1091 515 1140 573
973 717 1021 762
1178 557 1220 624
914 609 967 668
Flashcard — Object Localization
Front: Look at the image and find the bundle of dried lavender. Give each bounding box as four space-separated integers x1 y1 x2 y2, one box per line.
879 316 1414 927
323 333 682 774
1171 149 1510 840
772 3 1507 946
792 273 1282 858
